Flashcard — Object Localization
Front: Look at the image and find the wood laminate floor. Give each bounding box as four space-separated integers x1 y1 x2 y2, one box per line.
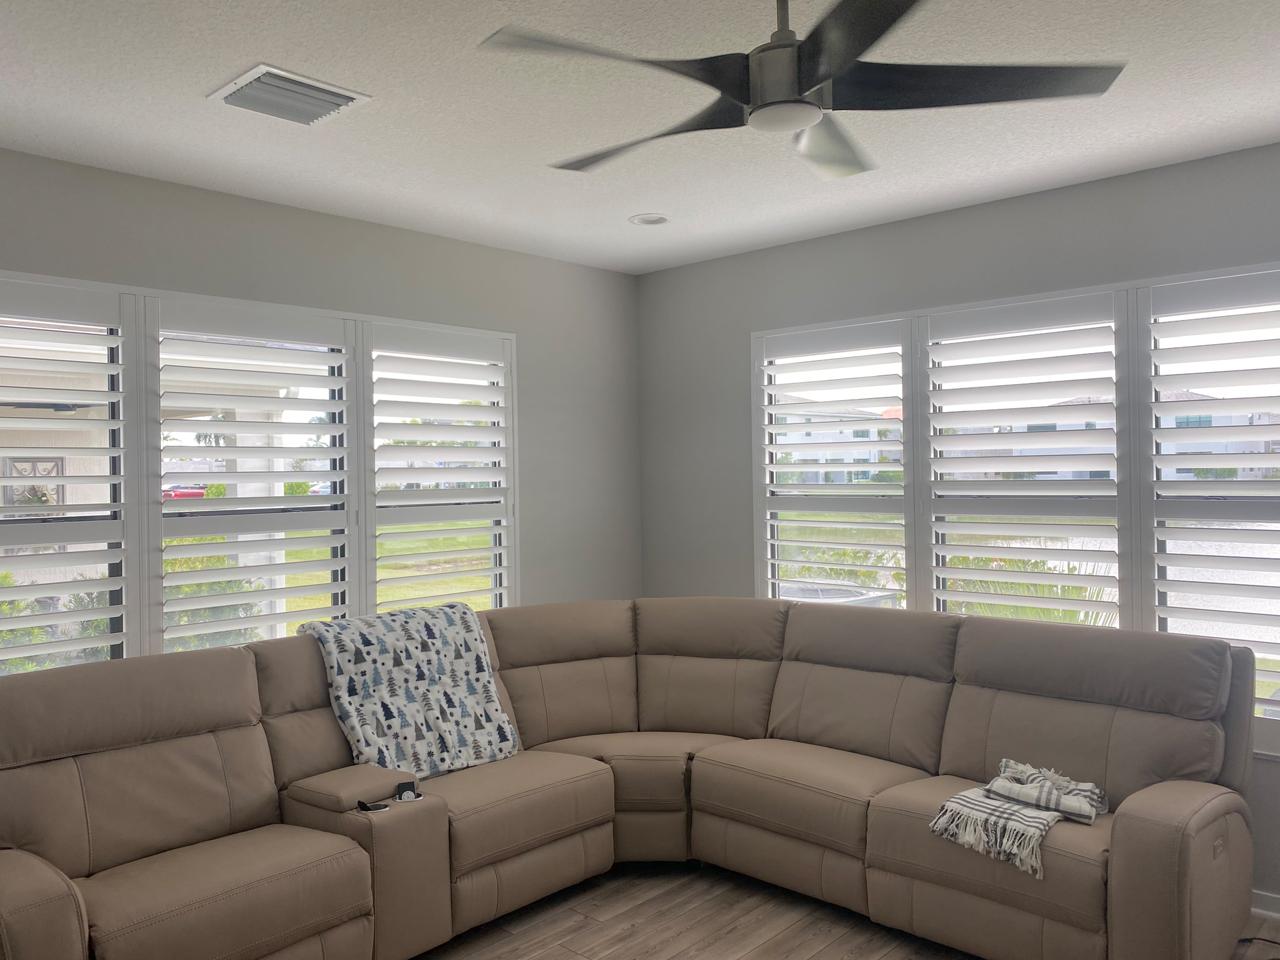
419 862 1280 960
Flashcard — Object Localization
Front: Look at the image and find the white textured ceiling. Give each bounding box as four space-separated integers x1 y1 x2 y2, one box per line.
2 0 1280 274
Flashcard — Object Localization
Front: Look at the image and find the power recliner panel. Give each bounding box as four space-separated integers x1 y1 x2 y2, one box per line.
0 597 1255 960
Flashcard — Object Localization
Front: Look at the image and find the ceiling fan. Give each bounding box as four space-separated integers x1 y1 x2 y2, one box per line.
481 0 1124 177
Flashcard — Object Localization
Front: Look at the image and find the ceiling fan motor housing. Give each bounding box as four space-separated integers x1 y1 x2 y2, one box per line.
747 39 824 132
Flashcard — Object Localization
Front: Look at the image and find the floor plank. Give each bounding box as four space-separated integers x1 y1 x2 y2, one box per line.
737 907 851 960
420 862 1280 960
565 871 725 959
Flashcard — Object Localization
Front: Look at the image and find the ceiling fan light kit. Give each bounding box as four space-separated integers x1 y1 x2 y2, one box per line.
482 0 1124 177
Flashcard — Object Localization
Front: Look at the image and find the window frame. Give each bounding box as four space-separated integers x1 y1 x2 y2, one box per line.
0 269 519 666
358 315 518 617
753 262 1280 732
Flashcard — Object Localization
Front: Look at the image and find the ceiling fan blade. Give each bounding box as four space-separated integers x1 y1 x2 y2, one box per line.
794 114 872 179
798 0 920 93
553 96 747 172
830 60 1125 110
482 25 750 104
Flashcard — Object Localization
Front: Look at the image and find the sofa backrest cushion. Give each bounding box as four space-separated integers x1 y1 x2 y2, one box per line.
482 600 636 747
249 634 355 789
636 597 788 739
0 647 277 878
1219 646 1256 795
768 604 961 772
940 617 1234 802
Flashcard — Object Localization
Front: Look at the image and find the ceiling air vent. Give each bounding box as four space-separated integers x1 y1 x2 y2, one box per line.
211 65 368 125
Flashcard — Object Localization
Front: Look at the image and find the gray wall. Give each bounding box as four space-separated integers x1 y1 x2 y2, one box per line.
636 140 1280 901
1247 753 1280 902
0 147 642 606
637 141 1280 599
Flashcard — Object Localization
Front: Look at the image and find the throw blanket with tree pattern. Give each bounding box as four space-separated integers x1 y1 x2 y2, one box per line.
304 604 518 778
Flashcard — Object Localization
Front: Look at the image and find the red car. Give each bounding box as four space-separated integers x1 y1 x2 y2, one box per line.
161 484 207 501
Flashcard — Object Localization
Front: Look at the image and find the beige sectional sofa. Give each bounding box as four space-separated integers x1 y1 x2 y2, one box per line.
0 598 1256 960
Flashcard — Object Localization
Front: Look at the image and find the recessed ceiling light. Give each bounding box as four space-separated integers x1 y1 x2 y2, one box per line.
628 213 669 226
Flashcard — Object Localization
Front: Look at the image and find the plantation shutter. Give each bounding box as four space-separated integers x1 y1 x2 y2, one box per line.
1144 269 1280 715
0 278 133 672
157 300 351 651
365 322 513 612
758 320 909 607
925 292 1123 624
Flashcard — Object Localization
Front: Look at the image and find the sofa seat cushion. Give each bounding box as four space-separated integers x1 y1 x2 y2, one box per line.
691 739 929 859
866 775 1113 932
75 824 371 960
534 731 738 811
419 750 613 879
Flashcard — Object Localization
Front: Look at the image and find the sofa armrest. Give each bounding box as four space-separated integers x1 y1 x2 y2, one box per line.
0 846 88 960
282 767 452 960
286 763 412 812
1109 780 1253 960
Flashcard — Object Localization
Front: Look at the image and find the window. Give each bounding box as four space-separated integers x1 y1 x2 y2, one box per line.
926 293 1122 626
0 276 517 673
758 320 908 607
157 317 352 652
364 321 514 613
0 278 133 674
754 269 1280 718
1142 271 1280 716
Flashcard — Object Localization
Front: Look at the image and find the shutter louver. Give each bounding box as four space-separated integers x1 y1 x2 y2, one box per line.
0 306 128 672
926 293 1121 625
760 321 908 607
370 333 512 612
159 331 349 651
1146 270 1280 715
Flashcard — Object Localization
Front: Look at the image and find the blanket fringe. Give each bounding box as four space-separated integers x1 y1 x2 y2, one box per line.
928 806 1045 879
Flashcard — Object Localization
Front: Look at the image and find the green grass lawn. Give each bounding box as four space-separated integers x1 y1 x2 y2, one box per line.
282 523 500 622
1258 656 1280 707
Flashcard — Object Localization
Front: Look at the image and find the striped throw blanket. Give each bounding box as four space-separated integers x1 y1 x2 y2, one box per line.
928 760 1108 879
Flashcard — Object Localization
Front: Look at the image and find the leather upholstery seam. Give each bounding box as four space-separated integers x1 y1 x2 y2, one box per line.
869 855 1102 930
874 807 1107 865
0 719 263 772
692 799 863 858
443 768 611 820
72 754 93 874
288 782 359 810
493 852 505 918
694 757 878 804
662 656 674 728
795 663 815 741
52 854 89 955
535 666 551 743
208 900 371 960
92 848 365 941
786 659 954 686
452 813 613 876
885 675 907 764
615 800 685 811
730 659 739 736
359 810 380 934
1101 706 1118 800
211 729 235 834
980 690 998 780
601 659 617 730
288 779 396 810
5 891 71 917
952 680 1222 724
